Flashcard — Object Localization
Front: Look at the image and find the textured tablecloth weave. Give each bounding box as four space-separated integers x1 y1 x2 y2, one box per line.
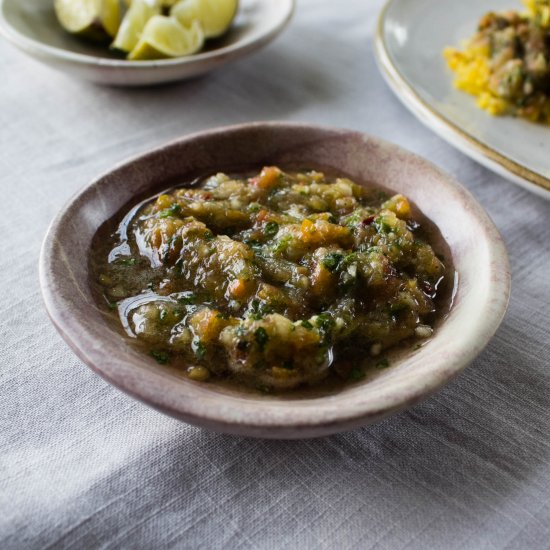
1 1 550 548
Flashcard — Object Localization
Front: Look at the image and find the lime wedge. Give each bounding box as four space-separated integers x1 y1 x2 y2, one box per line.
128 16 204 59
171 0 238 39
54 0 120 40
124 0 180 6
112 0 160 53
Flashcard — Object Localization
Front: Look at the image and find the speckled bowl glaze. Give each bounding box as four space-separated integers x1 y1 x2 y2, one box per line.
0 0 294 86
39 122 510 438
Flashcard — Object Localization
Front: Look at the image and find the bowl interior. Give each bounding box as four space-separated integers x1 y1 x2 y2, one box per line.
40 123 510 438
1 0 291 63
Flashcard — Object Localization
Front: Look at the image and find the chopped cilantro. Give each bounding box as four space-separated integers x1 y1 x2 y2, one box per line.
301 320 313 329
254 327 269 351
159 309 168 321
273 234 292 254
322 252 344 272
150 350 170 364
117 258 136 266
375 358 390 369
159 203 182 218
374 217 393 234
264 221 279 238
316 313 335 344
194 340 207 359
349 367 365 380
177 293 196 305
248 299 273 320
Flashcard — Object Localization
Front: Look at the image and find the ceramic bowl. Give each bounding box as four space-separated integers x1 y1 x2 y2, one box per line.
0 0 294 86
39 122 510 438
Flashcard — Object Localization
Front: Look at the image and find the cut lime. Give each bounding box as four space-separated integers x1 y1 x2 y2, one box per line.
171 0 238 39
124 0 180 6
128 16 204 59
54 0 120 40
112 0 160 53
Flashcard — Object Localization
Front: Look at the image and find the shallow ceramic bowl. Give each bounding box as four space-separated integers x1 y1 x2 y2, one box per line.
39 122 510 438
0 0 294 86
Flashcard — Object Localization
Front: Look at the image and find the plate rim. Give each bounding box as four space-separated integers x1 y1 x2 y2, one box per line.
0 0 295 69
374 0 550 199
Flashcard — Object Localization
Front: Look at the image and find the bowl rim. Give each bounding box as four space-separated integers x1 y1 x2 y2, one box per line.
0 0 295 69
39 121 511 438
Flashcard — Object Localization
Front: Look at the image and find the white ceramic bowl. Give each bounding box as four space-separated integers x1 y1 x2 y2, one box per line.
39 122 511 438
0 0 294 86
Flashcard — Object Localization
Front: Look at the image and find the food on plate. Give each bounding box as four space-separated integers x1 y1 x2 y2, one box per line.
444 0 550 123
92 168 450 392
54 0 238 60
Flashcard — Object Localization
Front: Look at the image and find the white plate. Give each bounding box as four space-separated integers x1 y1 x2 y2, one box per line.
0 0 294 86
374 0 550 199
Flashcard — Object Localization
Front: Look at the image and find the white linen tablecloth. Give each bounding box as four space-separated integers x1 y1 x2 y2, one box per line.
1 0 550 548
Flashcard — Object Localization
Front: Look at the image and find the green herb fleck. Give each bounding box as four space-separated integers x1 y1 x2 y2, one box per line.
316 313 335 343
117 257 136 266
413 343 422 351
150 350 170 364
374 217 393 234
301 320 313 329
254 327 269 351
264 221 279 238
248 299 274 320
159 309 168 321
273 234 292 254
194 340 207 360
322 252 344 272
159 203 182 218
349 367 365 381
375 358 390 369
177 293 196 305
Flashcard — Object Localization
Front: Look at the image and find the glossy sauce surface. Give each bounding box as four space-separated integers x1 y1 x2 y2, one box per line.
91 168 453 393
